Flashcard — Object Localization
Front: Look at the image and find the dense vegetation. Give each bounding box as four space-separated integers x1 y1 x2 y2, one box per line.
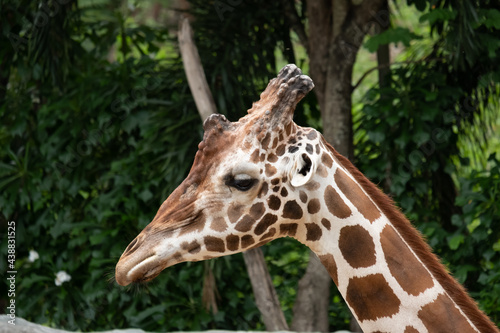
0 0 499 331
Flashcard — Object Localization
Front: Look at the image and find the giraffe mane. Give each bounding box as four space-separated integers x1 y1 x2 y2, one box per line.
325 140 498 332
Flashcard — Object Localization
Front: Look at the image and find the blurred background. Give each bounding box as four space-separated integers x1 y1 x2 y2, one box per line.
0 0 499 331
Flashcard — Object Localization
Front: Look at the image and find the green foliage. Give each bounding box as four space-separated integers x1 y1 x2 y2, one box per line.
0 2 264 331
186 0 318 128
419 8 457 25
364 27 422 52
478 8 500 29
446 154 500 322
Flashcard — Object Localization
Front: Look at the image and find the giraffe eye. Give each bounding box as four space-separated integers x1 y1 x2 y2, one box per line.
225 174 257 192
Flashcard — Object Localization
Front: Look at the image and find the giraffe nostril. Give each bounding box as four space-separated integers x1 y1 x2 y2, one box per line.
124 237 140 256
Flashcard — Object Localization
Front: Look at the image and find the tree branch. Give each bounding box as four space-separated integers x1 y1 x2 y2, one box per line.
177 16 288 331
281 0 308 53
178 16 217 122
352 58 443 92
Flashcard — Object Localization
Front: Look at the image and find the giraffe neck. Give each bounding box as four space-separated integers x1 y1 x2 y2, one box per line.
298 142 498 333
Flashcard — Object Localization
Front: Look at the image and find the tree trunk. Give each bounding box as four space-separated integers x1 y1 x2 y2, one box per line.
376 0 391 90
290 252 331 332
178 17 218 121
375 0 392 194
243 248 289 331
178 16 288 331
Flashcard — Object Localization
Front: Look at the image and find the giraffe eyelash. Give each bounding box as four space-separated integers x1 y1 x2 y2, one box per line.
224 174 257 192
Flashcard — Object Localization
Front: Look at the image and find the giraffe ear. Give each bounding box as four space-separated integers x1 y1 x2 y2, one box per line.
289 152 318 187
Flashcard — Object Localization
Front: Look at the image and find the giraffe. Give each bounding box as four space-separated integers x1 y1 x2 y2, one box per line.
115 64 499 333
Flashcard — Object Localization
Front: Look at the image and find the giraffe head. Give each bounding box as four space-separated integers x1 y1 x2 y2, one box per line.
113 65 500 333
115 64 324 286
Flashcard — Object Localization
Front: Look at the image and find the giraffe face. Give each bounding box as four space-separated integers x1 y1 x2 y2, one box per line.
116 64 317 286
115 115 327 286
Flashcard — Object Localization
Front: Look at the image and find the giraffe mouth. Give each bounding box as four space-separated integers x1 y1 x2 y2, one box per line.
127 253 159 282
116 252 167 286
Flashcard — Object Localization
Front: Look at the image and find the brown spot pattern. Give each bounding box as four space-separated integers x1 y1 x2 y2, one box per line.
228 204 244 223
338 225 376 268
250 149 260 163
241 235 255 248
306 143 313 154
321 218 331 230
265 164 277 177
299 191 308 203
418 294 477 332
268 195 281 210
260 227 276 241
346 274 401 321
335 168 381 223
305 223 322 241
280 223 298 237
381 225 434 296
319 254 338 285
321 152 333 168
204 236 225 253
317 165 328 178
249 202 265 220
255 213 278 235
267 153 278 163
172 251 183 262
307 198 320 214
258 182 269 198
211 216 227 232
306 130 318 140
324 185 352 219
272 137 278 149
280 187 288 197
235 215 256 232
261 133 271 149
403 327 419 333
226 235 239 251
305 181 321 191
181 240 201 254
276 144 286 156
282 200 303 220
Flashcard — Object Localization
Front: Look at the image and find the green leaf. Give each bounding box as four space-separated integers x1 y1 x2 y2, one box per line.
451 214 463 227
367 130 385 143
493 239 500 252
89 232 108 246
139 189 153 202
419 8 457 25
79 190 89 199
424 91 438 102
479 9 500 29
448 234 464 250
364 27 422 53
413 131 430 145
